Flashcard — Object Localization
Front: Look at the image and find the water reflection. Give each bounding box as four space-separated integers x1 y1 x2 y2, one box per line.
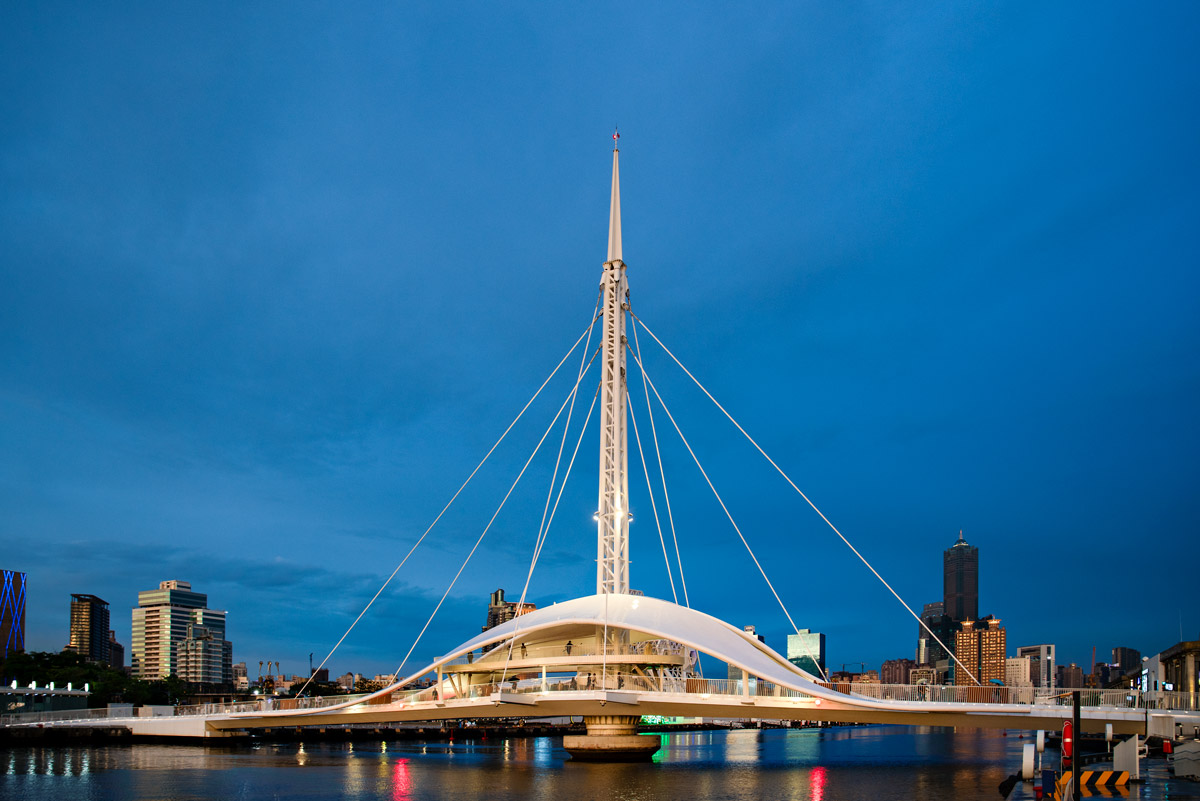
0 727 1058 801
722 728 763 763
392 758 411 801
809 764 827 801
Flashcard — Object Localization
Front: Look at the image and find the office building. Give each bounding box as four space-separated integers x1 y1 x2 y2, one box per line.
1138 639 1199 695
954 616 1006 686
944 531 978 622
1090 662 1117 688
786 628 826 677
176 621 233 684
66 594 111 663
1017 644 1056 689
881 658 916 685
132 580 232 684
1005 656 1033 687
1113 646 1141 674
482 589 537 632
917 601 956 669
1057 663 1085 689
0 569 25 659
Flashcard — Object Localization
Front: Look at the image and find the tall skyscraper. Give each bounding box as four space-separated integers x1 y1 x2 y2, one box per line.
132 580 232 684
0 569 25 659
66 594 111 663
1017 644 1056 689
786 629 826 677
943 531 978 623
954 616 1006 686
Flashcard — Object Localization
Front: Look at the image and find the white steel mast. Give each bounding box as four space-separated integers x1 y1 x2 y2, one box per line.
596 140 630 595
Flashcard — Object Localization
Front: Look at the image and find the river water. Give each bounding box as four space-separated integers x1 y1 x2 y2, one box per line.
0 725 1181 801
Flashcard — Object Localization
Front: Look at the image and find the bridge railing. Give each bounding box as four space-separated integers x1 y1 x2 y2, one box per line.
6 680 1198 726
443 640 688 667
401 676 1200 714
0 706 120 726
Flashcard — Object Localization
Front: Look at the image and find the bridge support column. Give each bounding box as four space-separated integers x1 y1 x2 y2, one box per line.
563 715 660 762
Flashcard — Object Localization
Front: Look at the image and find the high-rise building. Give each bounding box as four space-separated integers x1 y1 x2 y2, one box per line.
108 630 125 670
482 589 537 632
917 601 955 667
943 531 978 623
954 616 1006 686
66 594 111 663
176 621 233 685
882 658 916 685
132 580 232 684
1017 644 1056 689
786 629 826 677
0 569 25 659
1112 646 1141 674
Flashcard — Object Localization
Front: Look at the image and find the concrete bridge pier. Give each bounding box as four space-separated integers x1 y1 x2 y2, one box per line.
563 715 660 761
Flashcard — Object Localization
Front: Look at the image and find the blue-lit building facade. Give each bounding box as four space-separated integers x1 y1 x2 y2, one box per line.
1 569 25 659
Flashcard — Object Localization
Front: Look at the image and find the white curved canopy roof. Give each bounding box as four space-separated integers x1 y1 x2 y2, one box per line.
441 594 889 708
458 593 812 679
248 593 908 718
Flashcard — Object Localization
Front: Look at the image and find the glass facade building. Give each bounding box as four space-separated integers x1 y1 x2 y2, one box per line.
943 531 978 623
0 569 25 659
786 629 826 677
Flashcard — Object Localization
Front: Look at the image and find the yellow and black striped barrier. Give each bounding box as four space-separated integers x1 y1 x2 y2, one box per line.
1078 769 1129 797
1050 770 1130 799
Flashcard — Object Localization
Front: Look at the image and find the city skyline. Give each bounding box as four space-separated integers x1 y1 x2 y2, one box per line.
2 3 1198 678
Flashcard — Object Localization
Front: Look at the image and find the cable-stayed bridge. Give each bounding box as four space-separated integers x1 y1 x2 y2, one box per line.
7 143 1197 753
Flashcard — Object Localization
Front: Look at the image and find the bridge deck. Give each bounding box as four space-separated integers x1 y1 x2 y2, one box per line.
7 682 1198 739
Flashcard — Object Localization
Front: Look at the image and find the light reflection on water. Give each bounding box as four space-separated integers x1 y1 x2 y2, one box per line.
0 726 1042 801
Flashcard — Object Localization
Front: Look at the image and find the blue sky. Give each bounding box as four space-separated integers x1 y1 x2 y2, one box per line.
2 2 1197 680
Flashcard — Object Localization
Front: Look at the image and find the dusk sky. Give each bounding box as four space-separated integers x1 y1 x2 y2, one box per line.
3 3 1197 681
